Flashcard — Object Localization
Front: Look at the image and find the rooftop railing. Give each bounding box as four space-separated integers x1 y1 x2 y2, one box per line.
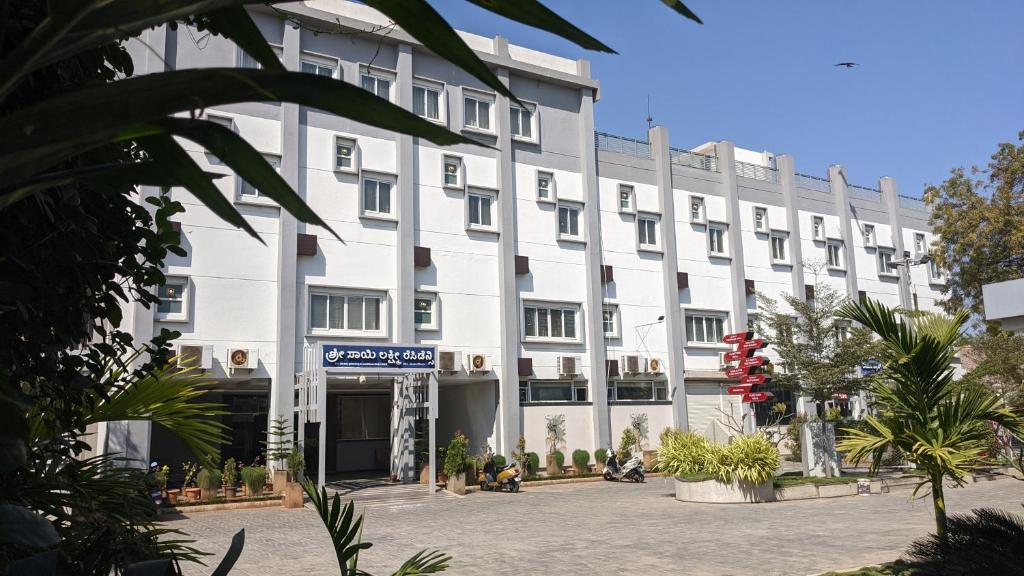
594 131 651 159
794 173 831 193
670 147 718 172
734 160 779 184
847 184 881 202
899 195 928 212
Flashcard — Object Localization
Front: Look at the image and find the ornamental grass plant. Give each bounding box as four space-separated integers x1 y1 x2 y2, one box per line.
657 429 779 485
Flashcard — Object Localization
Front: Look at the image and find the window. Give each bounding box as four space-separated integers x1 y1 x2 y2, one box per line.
708 224 727 256
301 59 336 78
238 154 281 200
929 259 944 283
463 94 492 131
877 249 897 276
520 380 588 403
443 156 461 188
558 204 582 240
414 293 438 331
335 136 356 172
618 184 635 214
638 215 658 250
156 278 188 321
914 233 926 255
537 171 554 201
753 207 768 232
361 72 391 100
863 224 876 247
834 321 851 341
467 191 494 229
510 104 535 140
309 291 383 334
685 312 727 345
523 303 579 341
770 233 788 263
361 176 393 218
204 114 234 130
609 381 668 402
826 241 844 269
690 196 706 223
602 305 620 338
412 84 442 121
812 216 824 241
238 46 282 69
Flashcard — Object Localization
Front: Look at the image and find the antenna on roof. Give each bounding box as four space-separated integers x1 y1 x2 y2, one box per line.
645 95 654 130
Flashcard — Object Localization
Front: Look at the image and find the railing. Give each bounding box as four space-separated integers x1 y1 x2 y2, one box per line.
899 194 928 212
794 173 831 193
847 184 881 202
594 131 651 159
670 147 718 172
734 160 779 183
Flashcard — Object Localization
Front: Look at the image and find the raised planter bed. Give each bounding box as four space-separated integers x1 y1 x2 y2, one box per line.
674 477 774 503
162 495 284 514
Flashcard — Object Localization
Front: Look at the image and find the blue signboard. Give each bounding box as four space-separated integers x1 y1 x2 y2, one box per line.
860 359 883 376
322 344 436 372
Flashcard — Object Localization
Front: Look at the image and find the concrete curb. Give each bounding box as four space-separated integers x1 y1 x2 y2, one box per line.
162 497 284 514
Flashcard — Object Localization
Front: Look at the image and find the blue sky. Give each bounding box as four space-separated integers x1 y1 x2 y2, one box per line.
434 1 1024 197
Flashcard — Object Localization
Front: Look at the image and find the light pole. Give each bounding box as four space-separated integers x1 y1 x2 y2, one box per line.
892 253 931 311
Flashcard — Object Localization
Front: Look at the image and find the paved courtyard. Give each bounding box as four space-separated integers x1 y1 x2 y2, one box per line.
165 478 1024 576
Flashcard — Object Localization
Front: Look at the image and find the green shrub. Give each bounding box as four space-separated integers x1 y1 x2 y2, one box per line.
658 427 676 446
222 458 238 487
904 508 1024 575
618 427 636 461
443 431 471 478
716 434 779 485
594 448 608 466
197 468 221 491
493 455 506 468
572 449 590 471
241 465 268 495
786 414 808 461
287 444 304 482
823 406 844 422
655 430 716 476
525 452 540 478
551 450 565 469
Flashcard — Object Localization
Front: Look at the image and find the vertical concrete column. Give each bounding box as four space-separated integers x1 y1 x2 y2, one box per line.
650 127 688 431
880 177 911 309
270 22 300 470
577 60 610 449
828 165 859 299
719 141 748 331
776 155 806 300
494 58 521 456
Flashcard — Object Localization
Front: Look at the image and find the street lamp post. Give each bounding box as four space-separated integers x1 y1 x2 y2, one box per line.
892 253 931 311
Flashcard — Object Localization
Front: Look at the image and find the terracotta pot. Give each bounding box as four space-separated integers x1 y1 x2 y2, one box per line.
166 489 180 505
282 482 304 509
184 487 201 501
419 464 431 485
437 471 448 486
224 486 236 499
273 470 288 493
200 487 216 501
546 454 562 476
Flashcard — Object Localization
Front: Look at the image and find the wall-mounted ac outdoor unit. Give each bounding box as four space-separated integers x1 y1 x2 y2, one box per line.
622 355 642 375
718 352 730 371
647 357 663 374
178 344 213 370
227 347 259 371
557 356 580 377
466 353 490 373
438 351 460 372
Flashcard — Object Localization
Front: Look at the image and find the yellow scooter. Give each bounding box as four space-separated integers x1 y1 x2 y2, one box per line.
477 462 522 493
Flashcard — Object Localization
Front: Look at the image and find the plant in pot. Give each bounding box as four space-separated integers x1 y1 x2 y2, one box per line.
545 414 566 475
182 460 201 502
630 413 657 469
197 467 222 502
241 465 268 499
594 448 608 471
618 427 636 462
222 458 238 499
572 449 590 475
443 431 471 495
436 445 449 485
264 416 293 493
524 452 540 480
283 444 305 509
153 464 171 504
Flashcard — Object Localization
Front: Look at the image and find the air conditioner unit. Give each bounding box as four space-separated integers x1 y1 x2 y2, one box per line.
557 356 579 377
647 357 663 374
438 351 460 372
622 355 641 375
227 347 259 371
718 352 730 371
178 344 213 370
465 353 489 373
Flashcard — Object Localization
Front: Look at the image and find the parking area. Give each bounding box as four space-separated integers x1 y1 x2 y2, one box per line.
167 477 1024 576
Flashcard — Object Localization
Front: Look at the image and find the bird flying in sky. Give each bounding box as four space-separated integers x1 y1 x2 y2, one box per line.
835 62 859 68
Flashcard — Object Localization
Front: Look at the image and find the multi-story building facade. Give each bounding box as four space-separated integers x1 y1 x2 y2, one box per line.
110 1 945 481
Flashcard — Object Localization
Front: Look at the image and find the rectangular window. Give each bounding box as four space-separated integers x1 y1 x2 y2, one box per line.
618 184 634 213
558 204 581 239
827 241 843 268
522 380 588 403
238 46 282 69
309 291 383 334
690 196 705 223
877 249 897 275
602 305 619 338
510 105 534 139
468 192 493 228
812 216 824 241
685 312 726 345
464 95 492 131
361 177 393 216
914 233 926 255
301 59 336 78
834 321 851 341
335 137 355 172
361 73 391 100
412 85 441 121
414 294 437 330
753 207 767 232
638 216 658 249
523 303 580 341
443 156 461 188
929 259 944 282
612 381 661 402
770 234 787 263
708 225 726 256
156 278 188 321
239 154 281 199
863 224 876 247
537 171 554 201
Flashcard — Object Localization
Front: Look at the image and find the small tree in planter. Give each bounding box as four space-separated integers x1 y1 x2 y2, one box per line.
283 444 305 508
241 465 268 498
182 460 200 501
545 414 566 475
524 452 540 480
618 427 637 461
264 416 293 491
222 458 238 498
572 449 590 475
197 467 222 501
443 431 471 494
594 448 608 469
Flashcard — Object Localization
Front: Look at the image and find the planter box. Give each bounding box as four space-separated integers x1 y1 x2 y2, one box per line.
546 454 562 476
272 470 288 493
773 483 819 501
675 478 774 503
282 482 304 509
447 473 466 495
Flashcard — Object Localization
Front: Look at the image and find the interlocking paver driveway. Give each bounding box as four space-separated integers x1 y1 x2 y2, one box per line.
165 477 1024 575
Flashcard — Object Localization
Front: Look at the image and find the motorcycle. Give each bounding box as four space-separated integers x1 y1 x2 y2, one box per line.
477 461 522 492
602 450 645 483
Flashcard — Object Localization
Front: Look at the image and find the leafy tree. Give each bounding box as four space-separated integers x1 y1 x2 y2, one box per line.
924 130 1024 317
961 331 1024 409
838 299 1024 539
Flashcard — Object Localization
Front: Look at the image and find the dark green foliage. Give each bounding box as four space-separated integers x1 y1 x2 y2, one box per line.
904 508 1024 575
197 468 222 491
525 452 540 478
572 449 590 471
241 466 268 495
595 448 608 466
551 450 565 469
492 455 506 468
443 431 471 479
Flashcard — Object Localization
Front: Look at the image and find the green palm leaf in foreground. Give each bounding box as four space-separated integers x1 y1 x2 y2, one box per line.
837 299 1024 538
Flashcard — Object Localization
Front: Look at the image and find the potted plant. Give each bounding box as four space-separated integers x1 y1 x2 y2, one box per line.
545 414 566 476
594 448 608 471
222 457 238 499
241 465 268 498
153 464 170 500
443 431 470 495
283 444 305 509
182 461 201 501
547 450 565 476
630 413 657 470
572 449 590 475
265 416 293 493
435 445 448 485
197 467 222 502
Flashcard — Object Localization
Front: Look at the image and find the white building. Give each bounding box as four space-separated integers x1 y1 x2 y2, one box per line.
983 278 1024 334
110 1 946 482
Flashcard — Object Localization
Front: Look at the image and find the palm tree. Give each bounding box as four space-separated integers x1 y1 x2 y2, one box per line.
837 299 1024 538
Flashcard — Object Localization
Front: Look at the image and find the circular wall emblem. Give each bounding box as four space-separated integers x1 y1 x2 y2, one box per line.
648 358 660 372
231 349 249 367
472 355 485 370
